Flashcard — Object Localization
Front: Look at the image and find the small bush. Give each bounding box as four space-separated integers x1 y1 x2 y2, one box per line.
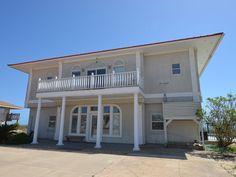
7 133 32 145
205 143 236 154
0 124 18 143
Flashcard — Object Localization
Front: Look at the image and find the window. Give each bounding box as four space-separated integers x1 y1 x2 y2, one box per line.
72 71 80 77
47 76 53 80
87 68 106 75
112 106 121 136
81 106 87 114
103 106 110 135
70 106 88 135
72 66 81 77
172 63 181 75
80 115 86 134
113 60 125 73
90 106 98 111
80 106 87 134
69 105 122 137
151 113 164 130
103 114 110 135
71 115 78 133
48 116 56 128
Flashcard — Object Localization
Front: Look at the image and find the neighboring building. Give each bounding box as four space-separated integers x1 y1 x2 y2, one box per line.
9 33 223 151
0 101 22 123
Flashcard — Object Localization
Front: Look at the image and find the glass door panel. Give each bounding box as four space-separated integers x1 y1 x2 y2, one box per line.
90 114 97 139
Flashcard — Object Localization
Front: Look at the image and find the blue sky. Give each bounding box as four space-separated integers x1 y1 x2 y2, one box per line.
0 1 235 124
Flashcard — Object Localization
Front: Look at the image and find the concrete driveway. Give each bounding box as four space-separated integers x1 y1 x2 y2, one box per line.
0 146 231 177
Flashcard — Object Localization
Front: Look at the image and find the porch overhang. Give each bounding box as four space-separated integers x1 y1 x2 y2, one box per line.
36 86 144 99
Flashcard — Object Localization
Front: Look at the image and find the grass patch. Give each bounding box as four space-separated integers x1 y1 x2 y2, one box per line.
205 143 236 154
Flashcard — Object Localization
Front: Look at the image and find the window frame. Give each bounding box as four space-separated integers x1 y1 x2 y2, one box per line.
113 60 125 73
151 113 164 131
48 116 56 128
86 67 107 76
171 63 181 76
69 106 87 136
71 66 81 77
47 76 53 80
71 70 81 77
69 105 122 138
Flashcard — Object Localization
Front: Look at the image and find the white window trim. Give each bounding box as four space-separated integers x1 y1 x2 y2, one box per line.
151 113 164 131
171 63 182 76
112 60 125 73
69 104 122 138
71 66 81 77
69 106 87 136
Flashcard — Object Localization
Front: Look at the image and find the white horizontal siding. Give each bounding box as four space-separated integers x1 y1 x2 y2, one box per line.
163 102 199 119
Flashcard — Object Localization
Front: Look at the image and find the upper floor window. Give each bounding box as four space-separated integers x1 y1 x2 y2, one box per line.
47 76 53 80
72 71 81 77
113 60 125 73
151 113 164 130
87 68 106 76
72 66 81 77
172 63 181 75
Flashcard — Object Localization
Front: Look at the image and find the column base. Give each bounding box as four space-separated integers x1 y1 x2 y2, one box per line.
94 144 101 149
56 142 64 146
133 146 140 151
31 141 38 145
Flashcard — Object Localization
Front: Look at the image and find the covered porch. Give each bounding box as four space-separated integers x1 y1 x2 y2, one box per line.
31 87 144 151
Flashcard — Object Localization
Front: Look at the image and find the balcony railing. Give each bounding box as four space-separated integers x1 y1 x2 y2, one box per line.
37 71 139 92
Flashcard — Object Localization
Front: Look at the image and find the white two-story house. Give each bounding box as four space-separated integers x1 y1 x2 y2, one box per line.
9 33 223 151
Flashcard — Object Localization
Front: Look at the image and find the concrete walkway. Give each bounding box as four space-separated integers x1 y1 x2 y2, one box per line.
0 144 231 177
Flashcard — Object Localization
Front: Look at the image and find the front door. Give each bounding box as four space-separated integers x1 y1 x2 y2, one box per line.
89 114 97 141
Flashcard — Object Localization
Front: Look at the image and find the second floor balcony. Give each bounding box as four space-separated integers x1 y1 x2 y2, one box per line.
37 71 141 93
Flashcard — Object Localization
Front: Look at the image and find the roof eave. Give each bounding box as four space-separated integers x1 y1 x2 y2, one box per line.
199 33 224 76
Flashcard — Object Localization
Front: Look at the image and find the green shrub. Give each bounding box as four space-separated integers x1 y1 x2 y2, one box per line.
205 143 236 154
7 133 32 145
0 124 18 143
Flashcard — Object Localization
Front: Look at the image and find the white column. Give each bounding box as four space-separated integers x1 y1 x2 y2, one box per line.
32 97 42 144
135 51 144 88
189 48 200 102
164 120 168 145
133 93 140 151
164 119 172 145
54 106 61 140
57 97 66 146
95 95 103 148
